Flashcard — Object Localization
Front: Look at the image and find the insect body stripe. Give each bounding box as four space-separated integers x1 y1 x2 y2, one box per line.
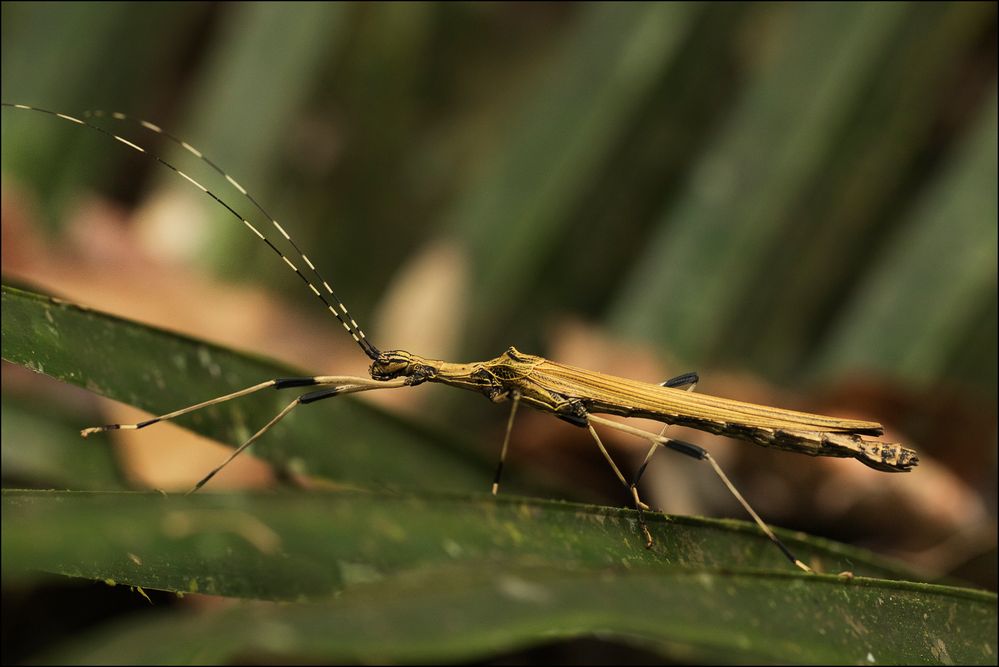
2 102 380 359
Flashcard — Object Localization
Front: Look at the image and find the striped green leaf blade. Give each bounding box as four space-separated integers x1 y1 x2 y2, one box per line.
4 490 994 665
1 284 490 492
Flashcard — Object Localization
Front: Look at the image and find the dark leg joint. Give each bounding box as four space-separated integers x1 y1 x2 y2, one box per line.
492 461 504 486
665 438 708 460
274 377 320 390
661 372 699 389
556 412 588 427
555 399 589 428
630 459 652 488
299 387 342 404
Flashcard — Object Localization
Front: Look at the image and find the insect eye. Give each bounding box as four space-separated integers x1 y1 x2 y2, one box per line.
370 351 413 379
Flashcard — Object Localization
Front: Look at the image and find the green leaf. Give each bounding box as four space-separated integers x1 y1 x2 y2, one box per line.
610 3 910 364
12 490 996 664
744 3 997 376
2 489 927 599
38 568 999 665
160 2 350 274
444 2 699 351
1 284 491 491
812 85 999 384
1 397 125 490
5 493 991 664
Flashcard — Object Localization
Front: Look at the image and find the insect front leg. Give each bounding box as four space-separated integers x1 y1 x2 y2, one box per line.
490 391 521 496
80 375 408 492
546 398 655 519
79 375 399 437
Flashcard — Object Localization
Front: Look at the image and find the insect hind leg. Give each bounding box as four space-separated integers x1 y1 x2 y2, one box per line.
587 413 814 573
661 372 699 390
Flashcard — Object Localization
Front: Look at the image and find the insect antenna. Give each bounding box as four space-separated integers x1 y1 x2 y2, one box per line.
2 102 380 360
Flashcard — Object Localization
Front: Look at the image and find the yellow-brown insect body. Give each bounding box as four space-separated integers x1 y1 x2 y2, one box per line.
374 346 918 473
526 356 918 473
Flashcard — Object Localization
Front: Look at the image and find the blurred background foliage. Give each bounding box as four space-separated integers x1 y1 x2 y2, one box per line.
2 1 995 391
2 1 996 663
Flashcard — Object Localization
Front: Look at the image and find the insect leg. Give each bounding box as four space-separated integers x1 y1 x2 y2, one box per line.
80 375 402 437
587 414 813 573
585 422 640 501
661 372 700 390
491 391 521 496
629 372 699 496
187 379 408 493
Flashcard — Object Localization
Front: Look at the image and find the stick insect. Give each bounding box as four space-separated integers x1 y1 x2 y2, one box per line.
3 103 919 573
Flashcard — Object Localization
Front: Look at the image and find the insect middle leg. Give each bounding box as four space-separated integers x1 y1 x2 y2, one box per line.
491 394 655 546
583 420 657 548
